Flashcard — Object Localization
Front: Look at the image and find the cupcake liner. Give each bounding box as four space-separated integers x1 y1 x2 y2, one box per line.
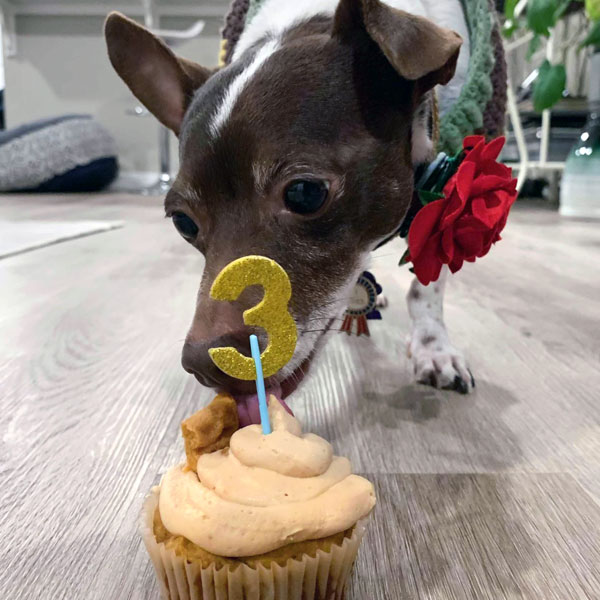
140 487 368 600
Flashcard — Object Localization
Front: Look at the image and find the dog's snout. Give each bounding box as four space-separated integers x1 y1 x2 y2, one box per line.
181 332 255 392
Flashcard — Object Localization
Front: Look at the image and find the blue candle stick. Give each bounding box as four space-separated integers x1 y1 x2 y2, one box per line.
249 334 271 434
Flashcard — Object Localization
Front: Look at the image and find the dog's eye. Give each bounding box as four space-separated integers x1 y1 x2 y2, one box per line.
284 180 328 215
172 212 199 240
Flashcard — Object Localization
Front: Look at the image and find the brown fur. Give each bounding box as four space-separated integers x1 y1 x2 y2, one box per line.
104 0 461 396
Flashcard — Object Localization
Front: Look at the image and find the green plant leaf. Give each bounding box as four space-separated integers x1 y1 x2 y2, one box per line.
533 60 566 111
399 248 411 266
527 34 542 59
586 0 600 21
554 0 573 20
503 18 518 38
503 15 527 38
505 0 519 19
527 0 558 36
418 189 446 206
580 20 600 48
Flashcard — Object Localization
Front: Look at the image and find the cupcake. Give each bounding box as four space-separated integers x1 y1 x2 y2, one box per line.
141 394 376 599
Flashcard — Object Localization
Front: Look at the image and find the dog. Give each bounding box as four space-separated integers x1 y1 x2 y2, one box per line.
104 0 476 419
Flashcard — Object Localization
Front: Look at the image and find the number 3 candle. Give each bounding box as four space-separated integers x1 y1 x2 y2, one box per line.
208 255 298 380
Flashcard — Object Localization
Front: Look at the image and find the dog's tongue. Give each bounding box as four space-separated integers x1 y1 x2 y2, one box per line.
233 385 293 427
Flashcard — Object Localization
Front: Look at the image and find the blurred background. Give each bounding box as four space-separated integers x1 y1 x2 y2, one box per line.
0 0 227 196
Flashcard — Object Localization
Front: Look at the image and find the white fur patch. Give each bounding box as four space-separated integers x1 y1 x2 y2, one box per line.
233 0 339 61
406 267 473 391
233 0 467 65
232 0 432 62
412 118 433 164
210 38 280 136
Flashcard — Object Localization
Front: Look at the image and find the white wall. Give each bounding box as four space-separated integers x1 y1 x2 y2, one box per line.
3 14 223 178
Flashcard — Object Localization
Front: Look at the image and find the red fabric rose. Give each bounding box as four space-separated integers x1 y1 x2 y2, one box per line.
407 136 517 285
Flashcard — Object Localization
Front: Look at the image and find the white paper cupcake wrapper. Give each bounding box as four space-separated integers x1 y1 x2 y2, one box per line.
140 486 368 600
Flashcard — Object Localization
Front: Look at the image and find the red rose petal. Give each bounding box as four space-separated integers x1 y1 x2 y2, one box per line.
494 211 511 237
440 189 463 227
408 135 517 281
449 254 464 273
455 230 485 258
441 227 455 262
456 160 476 202
463 146 484 174
483 161 513 179
471 194 507 228
455 214 489 231
408 199 446 259
463 135 486 151
479 242 494 257
470 174 517 196
482 136 506 162
471 197 494 227
412 234 444 285
440 162 476 229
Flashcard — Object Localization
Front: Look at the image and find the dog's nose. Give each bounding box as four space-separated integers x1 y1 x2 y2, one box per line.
181 331 256 392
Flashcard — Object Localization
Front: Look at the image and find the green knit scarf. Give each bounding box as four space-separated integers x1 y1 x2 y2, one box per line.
438 0 496 154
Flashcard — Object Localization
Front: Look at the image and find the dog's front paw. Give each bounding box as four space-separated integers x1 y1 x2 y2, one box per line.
407 320 475 394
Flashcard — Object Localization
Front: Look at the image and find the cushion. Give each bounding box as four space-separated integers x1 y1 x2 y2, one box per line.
0 114 118 192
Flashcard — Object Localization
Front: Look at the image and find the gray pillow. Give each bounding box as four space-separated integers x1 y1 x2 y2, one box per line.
0 114 118 192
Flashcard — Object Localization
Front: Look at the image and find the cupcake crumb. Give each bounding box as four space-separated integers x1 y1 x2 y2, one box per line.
181 394 239 470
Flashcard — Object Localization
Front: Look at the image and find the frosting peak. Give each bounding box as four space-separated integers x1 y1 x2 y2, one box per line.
159 397 376 557
230 399 333 477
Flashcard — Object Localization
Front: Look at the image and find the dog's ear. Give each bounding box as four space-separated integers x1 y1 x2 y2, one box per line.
333 0 462 95
105 12 212 135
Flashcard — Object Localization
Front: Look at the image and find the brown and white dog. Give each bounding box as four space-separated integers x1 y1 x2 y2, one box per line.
105 0 475 418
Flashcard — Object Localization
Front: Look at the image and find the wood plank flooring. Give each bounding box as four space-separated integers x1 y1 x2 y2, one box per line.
0 194 599 599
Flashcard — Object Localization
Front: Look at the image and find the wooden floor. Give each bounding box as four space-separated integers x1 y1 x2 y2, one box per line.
1 193 599 600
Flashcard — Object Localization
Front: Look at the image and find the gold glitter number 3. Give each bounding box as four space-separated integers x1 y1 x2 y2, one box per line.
208 256 298 380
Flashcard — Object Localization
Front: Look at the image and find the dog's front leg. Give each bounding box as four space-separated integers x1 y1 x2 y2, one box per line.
406 268 474 394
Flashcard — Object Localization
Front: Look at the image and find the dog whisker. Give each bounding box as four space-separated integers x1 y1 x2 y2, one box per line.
290 362 306 388
318 294 353 307
299 328 338 335
304 316 343 322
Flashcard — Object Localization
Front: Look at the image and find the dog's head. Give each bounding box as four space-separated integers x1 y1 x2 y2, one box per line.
105 0 461 402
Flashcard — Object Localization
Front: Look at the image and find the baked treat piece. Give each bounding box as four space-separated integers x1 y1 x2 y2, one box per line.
140 394 376 599
180 393 238 471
